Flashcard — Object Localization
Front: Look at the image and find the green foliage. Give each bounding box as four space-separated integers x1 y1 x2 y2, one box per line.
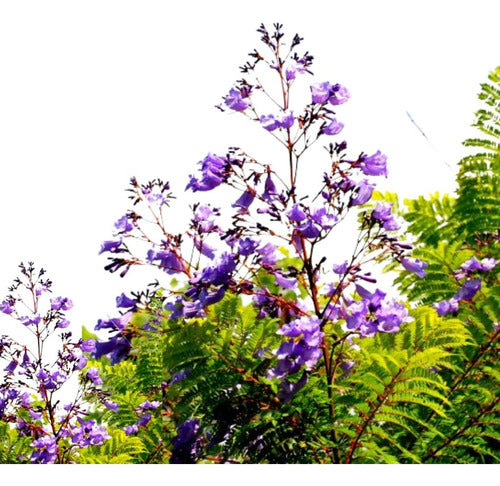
0 423 31 463
376 67 500 463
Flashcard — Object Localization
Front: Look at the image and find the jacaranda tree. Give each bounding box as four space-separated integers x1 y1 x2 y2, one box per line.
1 25 498 464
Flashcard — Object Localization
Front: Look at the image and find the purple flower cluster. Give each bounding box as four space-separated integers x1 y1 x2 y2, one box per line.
93 310 134 364
287 204 337 240
71 418 110 447
170 418 204 464
224 87 251 111
371 202 400 231
187 153 240 192
311 81 350 105
123 399 161 436
260 110 295 131
343 285 411 337
30 435 58 464
268 316 324 401
0 263 111 463
434 255 497 316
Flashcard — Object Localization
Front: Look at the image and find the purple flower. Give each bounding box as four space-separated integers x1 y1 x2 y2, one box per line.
94 335 132 364
372 202 392 221
238 237 259 256
194 204 219 233
329 84 350 105
262 172 278 202
276 110 294 129
345 300 368 331
194 238 217 259
256 242 277 265
260 110 294 131
116 293 136 309
372 202 400 231
81 338 96 353
86 367 103 385
298 219 321 239
4 359 18 374
285 61 306 80
321 118 344 135
355 285 386 308
147 249 185 274
20 315 41 326
461 256 483 272
136 400 161 413
104 400 119 412
171 418 204 464
272 316 324 380
0 300 14 314
232 189 256 211
50 296 74 311
31 435 58 464
461 256 498 273
311 81 332 104
275 273 297 290
136 413 152 427
36 370 66 390
124 424 139 436
340 361 355 376
95 312 132 332
455 278 481 301
360 151 388 177
29 409 42 420
75 354 88 370
99 239 124 255
71 419 109 447
401 257 428 278
56 318 71 329
260 114 281 131
350 180 375 206
170 369 192 385
433 298 459 316
187 153 229 192
311 207 337 230
375 299 409 333
332 261 348 274
279 373 308 402
114 214 136 234
480 257 497 271
224 87 250 111
287 204 307 222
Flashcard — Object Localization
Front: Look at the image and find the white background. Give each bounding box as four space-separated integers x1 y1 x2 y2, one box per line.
0 0 498 342
0 0 498 480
